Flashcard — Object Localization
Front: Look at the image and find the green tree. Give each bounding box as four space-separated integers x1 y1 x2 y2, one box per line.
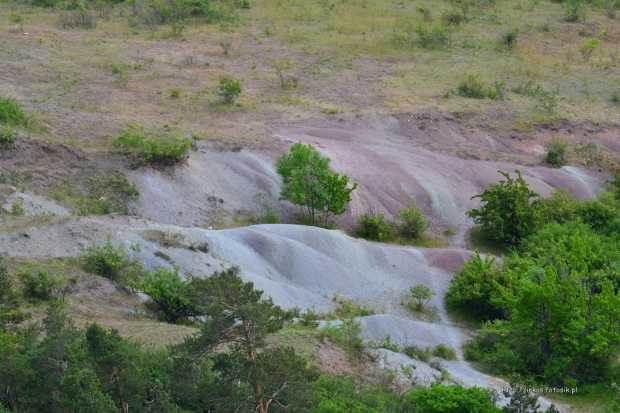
466 223 620 385
467 170 541 246
323 172 358 227
276 142 356 226
177 267 316 413
409 284 435 311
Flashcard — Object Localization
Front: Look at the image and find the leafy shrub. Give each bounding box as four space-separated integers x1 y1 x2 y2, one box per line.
512 80 542 97
11 202 25 216
79 236 144 282
0 97 33 128
0 257 29 329
446 251 508 320
442 9 464 26
565 0 586 22
538 188 580 224
404 345 432 362
405 382 501 413
169 87 181 98
216 76 242 104
578 38 600 62
18 265 68 301
354 210 394 241
416 6 432 21
500 28 519 46
133 267 200 323
535 89 559 113
321 319 364 359
113 131 190 165
457 75 491 99
395 197 427 239
271 58 299 89
433 344 457 360
545 138 569 167
416 23 447 48
0 127 14 146
407 284 435 311
467 170 541 246
312 375 402 412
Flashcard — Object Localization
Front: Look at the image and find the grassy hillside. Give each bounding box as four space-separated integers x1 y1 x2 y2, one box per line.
0 0 618 150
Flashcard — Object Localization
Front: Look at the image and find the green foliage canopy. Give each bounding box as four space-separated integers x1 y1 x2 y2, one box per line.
276 142 357 226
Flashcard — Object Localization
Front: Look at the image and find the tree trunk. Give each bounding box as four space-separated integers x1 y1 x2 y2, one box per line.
112 366 126 412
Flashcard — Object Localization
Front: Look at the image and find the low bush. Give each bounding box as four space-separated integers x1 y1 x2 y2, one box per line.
354 210 394 241
404 345 432 362
334 298 375 319
395 198 427 239
500 28 519 46
133 267 200 323
18 264 68 301
321 319 364 359
0 127 15 146
457 75 497 99
416 23 447 48
404 383 501 413
545 138 569 167
433 344 457 360
113 130 190 165
0 97 33 128
441 9 464 26
79 236 144 282
58 9 97 29
216 76 242 104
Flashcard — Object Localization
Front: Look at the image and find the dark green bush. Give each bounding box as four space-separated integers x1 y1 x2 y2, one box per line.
355 210 394 241
405 383 501 413
458 75 492 99
113 131 190 165
545 138 569 167
446 251 508 320
500 28 519 46
133 267 200 323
